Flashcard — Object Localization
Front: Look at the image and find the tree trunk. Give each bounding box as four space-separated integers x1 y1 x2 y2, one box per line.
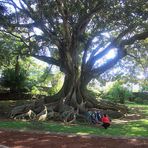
4 49 129 122
9 70 128 122
45 72 128 115
10 56 20 92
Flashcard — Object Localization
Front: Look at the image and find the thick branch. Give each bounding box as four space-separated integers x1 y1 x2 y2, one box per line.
56 0 71 45
16 0 60 46
91 48 126 77
127 54 146 70
86 27 146 72
11 22 36 28
32 55 61 67
121 31 148 46
0 29 29 48
10 0 22 10
87 26 134 66
84 29 107 58
87 31 148 78
76 2 104 34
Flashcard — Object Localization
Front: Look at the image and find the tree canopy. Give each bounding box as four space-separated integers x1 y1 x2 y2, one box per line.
0 0 147 115
0 0 147 84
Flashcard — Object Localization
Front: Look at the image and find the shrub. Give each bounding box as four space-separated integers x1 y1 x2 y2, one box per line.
1 67 28 92
103 81 133 104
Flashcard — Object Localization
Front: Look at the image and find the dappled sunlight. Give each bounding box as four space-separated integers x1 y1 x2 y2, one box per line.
111 105 148 137
112 107 147 124
67 134 77 138
111 119 148 137
123 114 144 121
0 102 148 138
127 138 147 146
0 0 147 147
0 116 148 137
112 119 129 124
74 132 89 136
23 137 36 141
1 129 147 148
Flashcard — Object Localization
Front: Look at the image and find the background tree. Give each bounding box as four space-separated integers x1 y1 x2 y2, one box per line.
0 0 147 117
101 80 133 104
1 64 28 92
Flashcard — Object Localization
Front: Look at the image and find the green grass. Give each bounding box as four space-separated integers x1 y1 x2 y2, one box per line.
0 119 147 137
0 102 147 138
127 102 148 116
110 119 148 137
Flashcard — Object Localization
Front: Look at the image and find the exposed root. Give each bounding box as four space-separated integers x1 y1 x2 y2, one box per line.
9 95 128 123
14 109 36 120
36 105 48 121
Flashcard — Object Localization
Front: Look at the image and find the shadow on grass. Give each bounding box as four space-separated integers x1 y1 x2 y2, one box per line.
0 102 148 137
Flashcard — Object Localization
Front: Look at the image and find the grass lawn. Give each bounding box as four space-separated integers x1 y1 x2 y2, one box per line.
0 102 147 138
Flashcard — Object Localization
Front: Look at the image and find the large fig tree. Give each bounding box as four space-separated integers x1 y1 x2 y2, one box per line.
0 0 148 118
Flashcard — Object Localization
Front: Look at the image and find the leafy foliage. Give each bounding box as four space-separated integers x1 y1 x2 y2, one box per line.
0 33 23 68
0 0 147 100
1 67 28 92
0 0 147 77
102 81 133 104
48 72 64 95
141 83 148 92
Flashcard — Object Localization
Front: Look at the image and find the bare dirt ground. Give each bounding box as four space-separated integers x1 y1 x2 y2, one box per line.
0 129 148 148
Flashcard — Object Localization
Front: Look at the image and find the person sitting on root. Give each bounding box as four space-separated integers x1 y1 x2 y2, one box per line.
90 111 97 124
95 111 102 124
101 114 111 129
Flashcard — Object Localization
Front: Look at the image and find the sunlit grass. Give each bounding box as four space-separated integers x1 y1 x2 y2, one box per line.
0 102 147 137
0 119 147 137
127 102 148 117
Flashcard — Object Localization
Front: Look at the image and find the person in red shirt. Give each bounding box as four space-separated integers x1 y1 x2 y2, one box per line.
101 114 111 129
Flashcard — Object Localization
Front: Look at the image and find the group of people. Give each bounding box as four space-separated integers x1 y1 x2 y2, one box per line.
87 110 111 129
